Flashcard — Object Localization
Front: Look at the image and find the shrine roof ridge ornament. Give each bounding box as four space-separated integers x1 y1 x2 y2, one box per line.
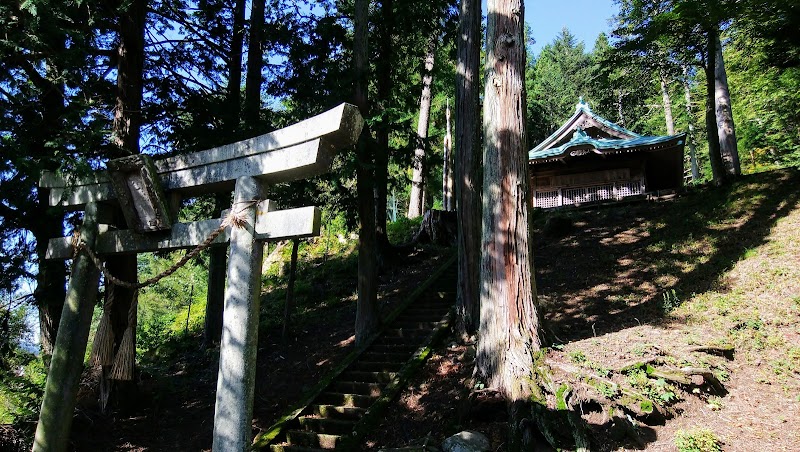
40 103 363 209
529 98 686 164
531 98 643 155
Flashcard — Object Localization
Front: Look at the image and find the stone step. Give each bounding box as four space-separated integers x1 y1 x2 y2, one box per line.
381 328 432 339
316 392 376 408
349 361 404 373
270 444 329 452
330 381 383 397
298 416 358 435
366 343 419 354
360 352 412 363
393 314 446 324
338 371 398 384
285 430 342 449
390 320 442 330
373 336 421 346
308 404 366 421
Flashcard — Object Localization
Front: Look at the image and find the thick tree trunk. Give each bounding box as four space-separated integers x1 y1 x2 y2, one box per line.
353 0 379 346
205 0 247 347
683 68 700 182
104 0 147 411
705 29 727 186
226 0 246 131
442 100 454 211
407 40 436 219
660 73 676 135
374 0 394 251
244 0 266 129
31 43 68 356
714 35 741 176
480 0 542 385
479 1 542 450
112 0 146 155
455 0 481 339
204 194 230 347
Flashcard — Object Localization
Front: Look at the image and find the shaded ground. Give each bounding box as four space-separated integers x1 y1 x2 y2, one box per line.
24 168 800 451
362 169 800 451
67 246 450 451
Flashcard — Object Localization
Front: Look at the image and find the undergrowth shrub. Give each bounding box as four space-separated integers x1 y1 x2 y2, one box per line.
675 428 722 452
386 216 423 244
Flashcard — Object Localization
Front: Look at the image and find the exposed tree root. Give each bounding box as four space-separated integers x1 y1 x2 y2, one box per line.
519 344 734 450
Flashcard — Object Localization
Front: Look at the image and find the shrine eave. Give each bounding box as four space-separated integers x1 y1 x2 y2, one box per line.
528 133 686 165
531 99 641 153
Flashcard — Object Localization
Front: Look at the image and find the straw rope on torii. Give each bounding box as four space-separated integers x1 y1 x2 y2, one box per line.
83 200 257 380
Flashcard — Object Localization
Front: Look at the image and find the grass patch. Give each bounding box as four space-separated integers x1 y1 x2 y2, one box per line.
675 428 722 452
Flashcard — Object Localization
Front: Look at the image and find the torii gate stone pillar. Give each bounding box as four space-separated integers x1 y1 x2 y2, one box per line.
213 176 265 450
33 104 363 452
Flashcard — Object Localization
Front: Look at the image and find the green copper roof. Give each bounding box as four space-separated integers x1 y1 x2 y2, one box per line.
529 99 685 161
529 128 685 161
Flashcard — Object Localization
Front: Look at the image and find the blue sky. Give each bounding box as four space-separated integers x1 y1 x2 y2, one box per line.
524 0 617 56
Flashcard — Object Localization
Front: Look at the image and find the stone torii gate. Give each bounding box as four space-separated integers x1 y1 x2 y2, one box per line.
32 104 363 452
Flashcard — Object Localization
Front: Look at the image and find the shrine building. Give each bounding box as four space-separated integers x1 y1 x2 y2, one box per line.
529 99 686 209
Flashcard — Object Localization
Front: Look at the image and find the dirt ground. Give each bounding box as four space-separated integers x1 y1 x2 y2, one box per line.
48 169 800 451
362 170 800 451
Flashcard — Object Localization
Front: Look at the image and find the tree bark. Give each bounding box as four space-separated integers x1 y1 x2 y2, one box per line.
660 73 676 135
479 0 542 449
244 0 266 129
374 0 394 251
226 0 246 132
31 41 68 356
282 239 300 342
683 68 700 182
455 0 482 339
407 39 437 219
204 193 230 347
105 0 147 407
112 0 146 155
205 0 247 347
442 99 454 211
353 0 379 346
714 35 741 176
705 28 727 186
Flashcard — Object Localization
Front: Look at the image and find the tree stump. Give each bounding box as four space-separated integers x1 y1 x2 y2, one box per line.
413 209 458 246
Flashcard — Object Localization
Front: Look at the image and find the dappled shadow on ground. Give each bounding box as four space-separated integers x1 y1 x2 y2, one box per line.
534 169 800 343
68 245 449 451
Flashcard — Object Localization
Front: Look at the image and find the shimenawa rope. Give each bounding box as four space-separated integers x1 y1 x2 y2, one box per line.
82 200 257 380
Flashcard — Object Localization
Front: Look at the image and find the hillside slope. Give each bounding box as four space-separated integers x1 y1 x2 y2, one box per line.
365 168 800 451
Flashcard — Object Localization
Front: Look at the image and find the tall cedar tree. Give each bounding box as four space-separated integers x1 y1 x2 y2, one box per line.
102 0 148 411
714 36 740 175
407 39 437 219
353 0 380 346
478 1 543 450
374 0 394 252
206 0 247 346
454 0 482 338
612 0 740 184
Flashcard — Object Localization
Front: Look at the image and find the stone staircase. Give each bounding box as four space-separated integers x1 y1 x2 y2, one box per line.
255 256 457 451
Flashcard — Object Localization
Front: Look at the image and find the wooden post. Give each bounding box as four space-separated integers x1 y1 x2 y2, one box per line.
212 176 265 452
34 203 103 452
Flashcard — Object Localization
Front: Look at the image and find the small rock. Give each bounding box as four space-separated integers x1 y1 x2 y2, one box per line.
441 431 490 452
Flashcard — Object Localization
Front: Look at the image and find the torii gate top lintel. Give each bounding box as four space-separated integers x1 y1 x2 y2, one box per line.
41 103 362 261
40 103 363 209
